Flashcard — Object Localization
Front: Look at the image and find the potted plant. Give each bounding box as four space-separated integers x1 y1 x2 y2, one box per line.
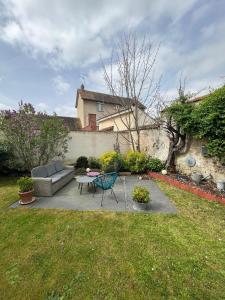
132 186 150 211
17 177 35 205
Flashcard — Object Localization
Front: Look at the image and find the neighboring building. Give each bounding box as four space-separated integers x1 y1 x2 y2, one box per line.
98 107 154 131
75 84 146 131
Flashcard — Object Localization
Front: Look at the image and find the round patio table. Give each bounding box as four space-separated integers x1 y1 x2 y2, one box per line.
76 176 96 195
87 171 100 177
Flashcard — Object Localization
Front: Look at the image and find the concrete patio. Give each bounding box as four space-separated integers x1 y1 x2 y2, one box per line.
11 176 176 213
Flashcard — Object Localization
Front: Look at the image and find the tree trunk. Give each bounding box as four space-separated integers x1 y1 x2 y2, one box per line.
165 142 176 172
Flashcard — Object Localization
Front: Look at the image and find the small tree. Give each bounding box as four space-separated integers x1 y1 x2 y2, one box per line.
102 32 161 151
163 79 193 171
164 84 225 168
0 102 70 171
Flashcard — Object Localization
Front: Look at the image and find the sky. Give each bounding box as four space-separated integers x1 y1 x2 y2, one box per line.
0 0 225 117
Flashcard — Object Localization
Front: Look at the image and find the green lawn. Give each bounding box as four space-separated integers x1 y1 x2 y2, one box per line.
0 176 225 300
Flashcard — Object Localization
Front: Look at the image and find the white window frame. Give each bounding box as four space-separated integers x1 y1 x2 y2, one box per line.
97 102 104 112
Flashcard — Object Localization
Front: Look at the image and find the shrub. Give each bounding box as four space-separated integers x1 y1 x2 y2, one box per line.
132 186 150 203
76 156 88 168
147 158 164 172
0 102 70 171
126 151 148 173
0 141 12 173
100 151 124 172
17 177 34 193
88 157 101 169
74 168 86 175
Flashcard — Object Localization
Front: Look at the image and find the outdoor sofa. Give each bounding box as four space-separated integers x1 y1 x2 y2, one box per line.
31 161 74 196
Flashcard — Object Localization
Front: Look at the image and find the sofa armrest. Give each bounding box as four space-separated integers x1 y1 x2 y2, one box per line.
32 177 53 197
64 165 74 170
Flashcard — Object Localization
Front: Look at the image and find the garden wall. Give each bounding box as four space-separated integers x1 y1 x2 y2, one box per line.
139 128 225 183
138 128 169 161
176 138 225 182
64 131 130 163
64 128 224 182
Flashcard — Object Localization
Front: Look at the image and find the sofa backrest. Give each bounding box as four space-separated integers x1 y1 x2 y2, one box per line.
46 163 57 176
31 161 65 178
31 166 48 178
54 161 65 172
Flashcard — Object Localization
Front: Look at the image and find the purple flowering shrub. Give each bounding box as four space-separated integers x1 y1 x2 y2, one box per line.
0 101 70 171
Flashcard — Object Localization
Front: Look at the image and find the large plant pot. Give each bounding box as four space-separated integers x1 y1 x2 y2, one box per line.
217 181 225 191
19 190 35 205
133 201 149 211
191 173 202 184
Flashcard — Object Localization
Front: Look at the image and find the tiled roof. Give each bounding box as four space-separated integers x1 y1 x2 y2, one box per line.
55 116 81 131
75 88 146 109
40 115 81 131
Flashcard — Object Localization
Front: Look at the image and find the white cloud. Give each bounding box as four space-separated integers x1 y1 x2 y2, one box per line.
36 102 48 112
0 0 198 69
54 104 75 117
52 75 70 95
0 103 12 110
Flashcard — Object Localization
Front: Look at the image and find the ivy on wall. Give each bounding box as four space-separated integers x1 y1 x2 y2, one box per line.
166 85 225 161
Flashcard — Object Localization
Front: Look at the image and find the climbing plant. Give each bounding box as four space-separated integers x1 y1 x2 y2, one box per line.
166 85 225 162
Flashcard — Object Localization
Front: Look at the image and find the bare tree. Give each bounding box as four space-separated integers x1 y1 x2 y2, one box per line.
102 32 161 151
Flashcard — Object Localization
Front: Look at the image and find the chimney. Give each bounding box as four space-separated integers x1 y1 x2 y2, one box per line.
80 83 85 90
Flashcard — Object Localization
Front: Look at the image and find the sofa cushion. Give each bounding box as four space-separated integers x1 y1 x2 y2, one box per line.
46 163 57 176
51 169 74 183
31 166 48 178
54 161 65 172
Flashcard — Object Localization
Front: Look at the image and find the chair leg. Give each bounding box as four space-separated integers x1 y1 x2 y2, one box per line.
92 183 96 197
111 188 118 203
80 183 83 195
101 190 105 207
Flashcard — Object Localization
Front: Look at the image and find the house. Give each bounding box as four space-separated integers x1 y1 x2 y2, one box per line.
75 84 149 131
97 107 154 131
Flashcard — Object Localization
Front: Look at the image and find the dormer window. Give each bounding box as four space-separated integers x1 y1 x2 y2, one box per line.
97 102 104 112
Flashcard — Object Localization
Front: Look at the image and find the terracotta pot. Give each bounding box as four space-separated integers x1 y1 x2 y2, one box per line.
18 190 34 204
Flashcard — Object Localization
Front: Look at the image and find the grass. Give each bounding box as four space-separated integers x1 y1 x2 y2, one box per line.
0 176 225 300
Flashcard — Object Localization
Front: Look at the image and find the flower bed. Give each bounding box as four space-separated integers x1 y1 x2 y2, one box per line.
148 172 225 206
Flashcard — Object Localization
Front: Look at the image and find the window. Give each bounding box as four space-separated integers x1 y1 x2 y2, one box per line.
97 102 104 112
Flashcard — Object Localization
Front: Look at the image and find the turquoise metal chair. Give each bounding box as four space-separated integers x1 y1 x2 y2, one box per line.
93 172 118 206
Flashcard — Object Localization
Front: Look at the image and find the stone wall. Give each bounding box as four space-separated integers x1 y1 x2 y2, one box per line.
139 127 225 182
176 138 225 182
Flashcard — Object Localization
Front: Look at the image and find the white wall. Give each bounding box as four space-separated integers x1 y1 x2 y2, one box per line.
139 128 169 161
64 131 130 163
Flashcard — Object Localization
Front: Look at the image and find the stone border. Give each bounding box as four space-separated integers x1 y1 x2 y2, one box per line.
148 172 225 206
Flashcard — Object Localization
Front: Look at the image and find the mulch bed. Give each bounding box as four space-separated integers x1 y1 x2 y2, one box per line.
148 172 225 206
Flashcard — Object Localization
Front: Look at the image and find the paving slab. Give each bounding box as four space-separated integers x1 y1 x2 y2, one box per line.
11 176 176 213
